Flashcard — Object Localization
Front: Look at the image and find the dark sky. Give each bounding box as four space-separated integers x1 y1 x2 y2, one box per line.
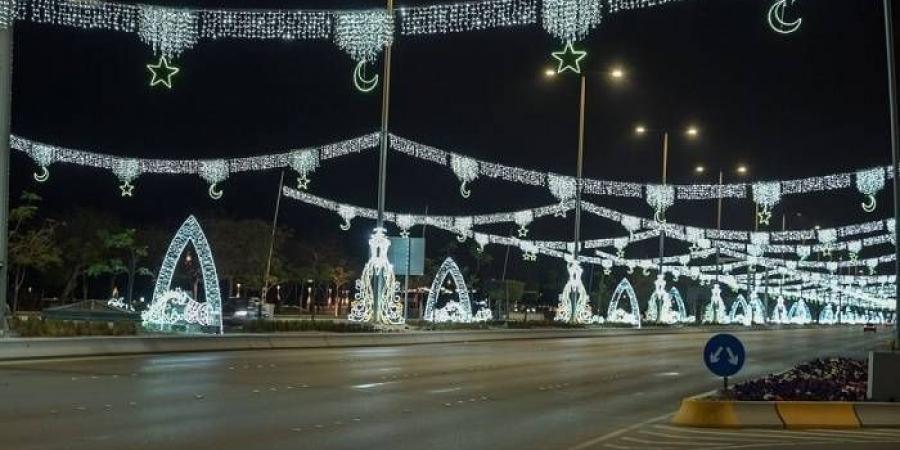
8 0 899 276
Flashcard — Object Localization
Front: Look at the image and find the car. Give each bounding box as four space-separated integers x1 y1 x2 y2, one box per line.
222 297 272 326
863 323 877 333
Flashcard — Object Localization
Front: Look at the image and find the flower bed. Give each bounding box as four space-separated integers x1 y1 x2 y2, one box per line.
724 357 867 402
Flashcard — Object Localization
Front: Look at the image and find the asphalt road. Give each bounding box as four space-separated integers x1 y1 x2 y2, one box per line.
0 328 890 450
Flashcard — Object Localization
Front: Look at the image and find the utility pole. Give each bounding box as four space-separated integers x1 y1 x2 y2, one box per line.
882 0 900 346
260 170 285 319
0 23 12 334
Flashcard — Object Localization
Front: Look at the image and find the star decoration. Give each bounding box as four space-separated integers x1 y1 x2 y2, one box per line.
399 230 410 238
689 242 701 253
554 210 567 218
517 226 529 238
616 249 625 258
551 41 587 74
147 56 180 89
297 174 311 190
757 208 772 226
119 182 135 197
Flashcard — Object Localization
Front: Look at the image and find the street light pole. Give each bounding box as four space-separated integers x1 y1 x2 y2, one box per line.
657 132 669 321
0 24 11 334
574 75 586 257
882 0 900 345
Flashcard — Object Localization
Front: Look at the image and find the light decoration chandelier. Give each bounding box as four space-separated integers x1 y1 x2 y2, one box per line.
143 215 222 334
555 254 594 323
856 167 885 213
199 159 229 200
787 298 811 324
289 149 319 190
645 274 670 323
703 284 728 324
770 296 789 323
334 9 393 92
349 228 404 325
451 154 479 198
541 0 601 73
752 182 781 226
645 184 675 222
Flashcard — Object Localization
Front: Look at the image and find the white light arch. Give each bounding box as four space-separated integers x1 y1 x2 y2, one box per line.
424 257 474 323
144 215 223 334
787 298 812 325
607 278 641 328
819 303 836 325
729 294 752 327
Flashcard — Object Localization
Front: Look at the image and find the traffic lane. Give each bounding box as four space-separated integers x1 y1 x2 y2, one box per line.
0 328 888 450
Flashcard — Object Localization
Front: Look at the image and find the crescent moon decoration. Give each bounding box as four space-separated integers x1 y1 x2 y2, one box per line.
459 181 472 198
654 210 666 223
208 183 223 200
862 195 877 213
339 218 352 231
353 60 379 93
768 0 802 35
33 166 49 183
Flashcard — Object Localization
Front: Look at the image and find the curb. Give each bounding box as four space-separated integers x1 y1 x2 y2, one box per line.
0 326 816 362
672 396 900 428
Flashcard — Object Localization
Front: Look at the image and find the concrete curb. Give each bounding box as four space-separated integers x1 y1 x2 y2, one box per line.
672 396 900 428
0 326 791 362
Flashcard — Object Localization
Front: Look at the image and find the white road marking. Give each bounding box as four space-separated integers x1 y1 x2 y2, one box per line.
567 412 675 450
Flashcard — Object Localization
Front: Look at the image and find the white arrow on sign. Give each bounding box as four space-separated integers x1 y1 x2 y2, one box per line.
725 347 739 366
709 346 724 363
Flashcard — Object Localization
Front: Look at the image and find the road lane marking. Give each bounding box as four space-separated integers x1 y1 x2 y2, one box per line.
622 436 731 446
567 412 675 450
351 381 395 389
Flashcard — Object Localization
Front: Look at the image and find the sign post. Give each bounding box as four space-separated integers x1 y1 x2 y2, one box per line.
703 333 746 391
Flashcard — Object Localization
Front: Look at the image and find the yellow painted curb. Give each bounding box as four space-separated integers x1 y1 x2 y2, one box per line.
672 398 740 428
777 402 860 429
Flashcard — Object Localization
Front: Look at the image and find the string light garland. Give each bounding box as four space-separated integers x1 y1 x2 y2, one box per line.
12 132 380 196
398 0 538 35
608 0 682 13
145 216 222 334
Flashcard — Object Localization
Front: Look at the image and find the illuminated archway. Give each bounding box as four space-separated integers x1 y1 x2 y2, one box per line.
143 215 223 334
729 295 751 327
424 257 475 323
607 278 641 328
787 299 811 325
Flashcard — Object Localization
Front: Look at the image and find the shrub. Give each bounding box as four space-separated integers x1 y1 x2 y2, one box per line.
10 318 137 337
241 320 376 333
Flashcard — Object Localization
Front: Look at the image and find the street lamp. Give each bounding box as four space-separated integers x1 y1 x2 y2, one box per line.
634 124 700 322
694 163 750 323
544 65 625 323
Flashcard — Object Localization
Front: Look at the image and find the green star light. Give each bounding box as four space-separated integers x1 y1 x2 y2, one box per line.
551 41 587 74
147 56 180 89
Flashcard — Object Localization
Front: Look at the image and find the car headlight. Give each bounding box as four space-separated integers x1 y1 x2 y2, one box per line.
234 310 248 317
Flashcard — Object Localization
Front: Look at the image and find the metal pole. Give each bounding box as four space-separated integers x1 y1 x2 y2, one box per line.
882 0 900 345
501 225 513 321
574 75 586 255
657 132 669 322
716 170 723 284
0 24 11 334
261 170 285 312
372 0 394 324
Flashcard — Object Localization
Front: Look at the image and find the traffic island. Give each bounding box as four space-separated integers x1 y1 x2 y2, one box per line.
673 357 900 428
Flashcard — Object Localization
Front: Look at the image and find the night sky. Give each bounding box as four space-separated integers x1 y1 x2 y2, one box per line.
8 0 900 282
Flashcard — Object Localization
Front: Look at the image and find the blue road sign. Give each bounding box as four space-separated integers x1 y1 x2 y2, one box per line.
703 333 745 378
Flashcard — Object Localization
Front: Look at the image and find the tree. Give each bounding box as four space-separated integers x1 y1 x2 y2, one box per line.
8 193 61 312
86 228 152 302
56 208 119 302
